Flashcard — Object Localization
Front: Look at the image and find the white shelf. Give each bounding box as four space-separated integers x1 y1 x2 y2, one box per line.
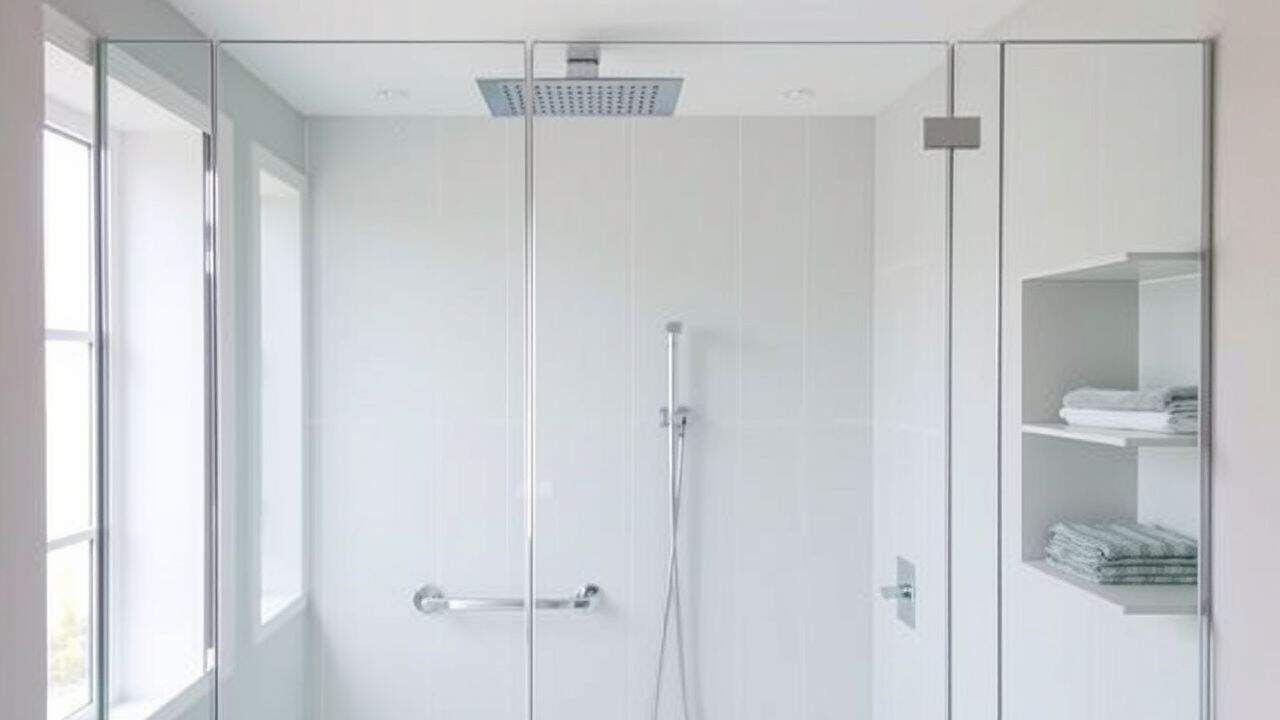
1024 560 1198 616
1022 251 1201 283
1022 422 1198 448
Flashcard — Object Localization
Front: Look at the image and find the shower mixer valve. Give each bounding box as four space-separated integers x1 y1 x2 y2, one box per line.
659 405 692 429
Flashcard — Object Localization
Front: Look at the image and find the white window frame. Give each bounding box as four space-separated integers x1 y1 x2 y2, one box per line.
42 107 101 720
42 14 102 719
247 142 310 642
45 11 240 716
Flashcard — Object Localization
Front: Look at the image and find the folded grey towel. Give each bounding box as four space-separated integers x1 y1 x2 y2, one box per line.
1046 556 1198 585
1046 545 1198 580
1059 407 1198 434
1062 386 1198 411
1046 542 1198 569
1047 522 1198 561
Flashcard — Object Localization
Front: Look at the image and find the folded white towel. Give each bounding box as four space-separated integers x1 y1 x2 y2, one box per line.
1059 407 1198 434
1062 386 1198 412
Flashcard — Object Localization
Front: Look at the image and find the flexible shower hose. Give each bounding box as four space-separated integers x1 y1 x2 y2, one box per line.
652 415 692 720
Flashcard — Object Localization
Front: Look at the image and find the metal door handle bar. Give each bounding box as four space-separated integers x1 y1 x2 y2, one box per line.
880 583 914 601
413 583 601 615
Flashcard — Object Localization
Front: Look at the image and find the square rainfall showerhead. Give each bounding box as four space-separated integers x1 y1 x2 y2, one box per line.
476 77 684 117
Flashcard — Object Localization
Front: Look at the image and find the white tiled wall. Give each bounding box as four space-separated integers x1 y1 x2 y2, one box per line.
532 116 876 720
308 117 525 720
307 113 940 719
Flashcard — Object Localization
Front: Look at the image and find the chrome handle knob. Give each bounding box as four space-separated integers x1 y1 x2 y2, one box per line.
880 583 913 601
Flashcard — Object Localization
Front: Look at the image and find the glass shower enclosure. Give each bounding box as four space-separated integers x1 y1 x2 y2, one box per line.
89 37 1210 720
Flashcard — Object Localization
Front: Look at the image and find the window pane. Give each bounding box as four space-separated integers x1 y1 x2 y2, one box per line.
258 168 305 623
46 340 92 539
48 541 92 720
44 129 93 333
104 42 211 712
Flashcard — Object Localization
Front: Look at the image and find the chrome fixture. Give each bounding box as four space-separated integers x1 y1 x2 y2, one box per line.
653 320 693 720
412 583 601 615
880 556 917 629
879 584 914 601
476 44 683 117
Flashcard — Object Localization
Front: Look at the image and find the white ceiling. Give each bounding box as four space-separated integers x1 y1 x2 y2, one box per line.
223 42 953 117
167 0 1031 117
167 0 1026 43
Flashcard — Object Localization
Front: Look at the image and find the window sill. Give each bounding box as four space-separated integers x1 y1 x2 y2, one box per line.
110 672 211 720
255 594 307 645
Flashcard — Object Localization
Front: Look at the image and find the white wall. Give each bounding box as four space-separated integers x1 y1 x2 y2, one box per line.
1208 1 1280 715
0 1 47 718
534 116 876 720
984 2 1280 717
304 114 878 719
989 0 1216 38
306 116 525 719
999 42 1206 720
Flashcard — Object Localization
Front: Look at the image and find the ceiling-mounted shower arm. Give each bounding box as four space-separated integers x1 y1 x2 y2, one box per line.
566 43 600 79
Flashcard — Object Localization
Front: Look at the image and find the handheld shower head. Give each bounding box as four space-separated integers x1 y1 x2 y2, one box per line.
665 321 683 335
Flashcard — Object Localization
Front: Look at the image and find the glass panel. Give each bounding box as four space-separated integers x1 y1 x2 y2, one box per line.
103 41 212 720
43 128 92 333
950 41 1003 717
1000 43 1207 720
47 541 92 720
214 42 527 719
45 340 93 540
532 42 949 719
257 168 305 625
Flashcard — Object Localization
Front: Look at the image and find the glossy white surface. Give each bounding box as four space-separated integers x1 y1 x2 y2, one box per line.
306 113 898 718
1002 43 1206 720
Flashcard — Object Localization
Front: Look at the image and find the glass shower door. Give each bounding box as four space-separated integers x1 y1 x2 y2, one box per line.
100 38 976 720
530 41 954 720
212 42 529 719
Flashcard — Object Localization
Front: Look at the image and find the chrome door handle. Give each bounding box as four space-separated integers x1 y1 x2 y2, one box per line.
883 557 917 628
879 583 914 601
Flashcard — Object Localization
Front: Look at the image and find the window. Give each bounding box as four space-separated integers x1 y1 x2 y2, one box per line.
254 151 307 631
43 120 97 720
